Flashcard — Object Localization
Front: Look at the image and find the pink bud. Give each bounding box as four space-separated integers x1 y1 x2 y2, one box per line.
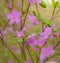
8 59 13 63
8 3 12 9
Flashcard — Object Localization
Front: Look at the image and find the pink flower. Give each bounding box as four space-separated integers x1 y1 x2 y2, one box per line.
34 47 39 52
26 35 36 47
53 33 60 37
26 33 46 47
28 0 34 5
22 27 27 32
7 9 21 25
0 31 1 37
40 27 52 39
26 34 37 46
8 59 13 63
52 24 57 30
8 2 12 9
25 59 31 63
40 46 54 63
27 12 39 25
35 0 41 4
35 37 46 47
44 27 52 36
35 27 52 47
28 0 41 5
26 34 40 52
17 31 24 38
11 46 16 51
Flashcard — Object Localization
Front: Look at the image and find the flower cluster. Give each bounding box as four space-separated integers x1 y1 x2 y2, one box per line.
0 0 60 63
7 9 21 26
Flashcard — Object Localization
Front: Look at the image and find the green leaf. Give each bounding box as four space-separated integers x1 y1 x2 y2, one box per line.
45 20 52 27
51 0 59 7
17 38 23 43
24 31 28 37
34 12 52 27
57 2 60 8
55 1 59 7
51 0 55 7
32 10 46 23
52 28 56 32
40 1 47 8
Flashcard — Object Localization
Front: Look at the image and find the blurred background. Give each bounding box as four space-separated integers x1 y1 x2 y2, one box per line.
0 0 60 63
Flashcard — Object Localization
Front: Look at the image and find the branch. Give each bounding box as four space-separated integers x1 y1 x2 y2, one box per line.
0 32 21 63
22 3 30 29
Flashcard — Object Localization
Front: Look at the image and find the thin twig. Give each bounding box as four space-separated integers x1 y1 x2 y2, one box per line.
22 3 30 29
54 40 60 49
21 0 24 13
0 32 21 63
44 53 60 63
26 46 34 63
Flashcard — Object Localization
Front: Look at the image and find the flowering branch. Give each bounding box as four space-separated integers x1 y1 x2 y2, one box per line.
0 32 21 63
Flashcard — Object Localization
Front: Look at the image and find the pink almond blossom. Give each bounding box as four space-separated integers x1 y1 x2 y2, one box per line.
27 12 39 25
53 33 60 37
40 46 54 63
17 31 24 38
7 9 21 25
35 37 46 47
26 34 36 47
52 24 57 30
40 27 52 39
8 2 12 9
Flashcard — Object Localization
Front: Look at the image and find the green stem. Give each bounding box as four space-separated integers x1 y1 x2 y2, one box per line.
26 46 34 63
22 3 30 29
20 0 24 30
54 40 60 49
21 0 24 13
52 15 60 20
22 42 27 60
19 42 27 61
35 4 40 16
51 6 56 46
36 48 41 63
51 6 56 20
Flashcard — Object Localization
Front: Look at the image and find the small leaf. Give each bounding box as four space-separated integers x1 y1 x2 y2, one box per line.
24 31 28 37
51 0 59 7
17 38 23 43
40 1 47 8
52 28 56 32
57 2 60 8
51 0 55 7
45 20 52 27
32 11 46 24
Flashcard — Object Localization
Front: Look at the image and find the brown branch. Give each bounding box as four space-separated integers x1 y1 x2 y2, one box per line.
22 3 30 29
